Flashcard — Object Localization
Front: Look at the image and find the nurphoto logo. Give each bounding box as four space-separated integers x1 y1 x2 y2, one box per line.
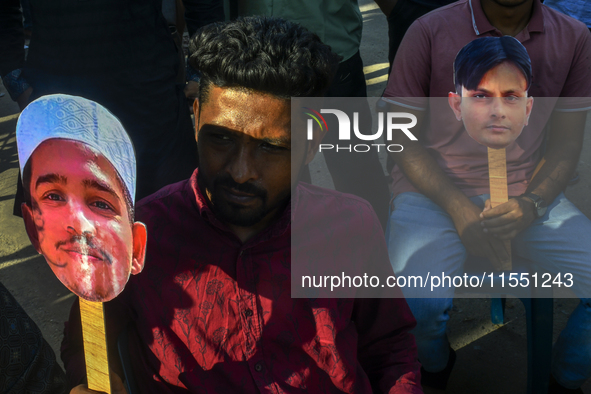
304 108 418 153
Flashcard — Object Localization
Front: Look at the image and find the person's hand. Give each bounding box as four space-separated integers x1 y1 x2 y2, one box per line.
70 371 127 394
451 203 511 270
480 197 536 240
16 87 33 111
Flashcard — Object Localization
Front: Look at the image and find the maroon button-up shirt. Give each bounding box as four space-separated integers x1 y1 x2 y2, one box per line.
62 169 421 393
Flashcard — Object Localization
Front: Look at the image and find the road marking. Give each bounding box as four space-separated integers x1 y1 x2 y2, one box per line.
359 3 379 12
366 74 389 86
0 253 38 270
0 113 20 124
363 62 389 75
51 293 76 305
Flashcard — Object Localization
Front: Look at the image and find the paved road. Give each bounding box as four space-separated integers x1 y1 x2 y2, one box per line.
0 1 590 392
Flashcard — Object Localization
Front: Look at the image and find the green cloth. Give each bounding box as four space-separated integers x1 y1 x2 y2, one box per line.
238 0 362 61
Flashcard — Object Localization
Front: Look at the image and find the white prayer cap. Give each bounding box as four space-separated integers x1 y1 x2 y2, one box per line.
16 94 137 201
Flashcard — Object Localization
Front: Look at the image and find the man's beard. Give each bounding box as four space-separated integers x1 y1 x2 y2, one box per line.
203 173 286 227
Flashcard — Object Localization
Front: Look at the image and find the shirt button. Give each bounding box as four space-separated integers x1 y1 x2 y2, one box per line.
245 309 253 317
254 362 263 372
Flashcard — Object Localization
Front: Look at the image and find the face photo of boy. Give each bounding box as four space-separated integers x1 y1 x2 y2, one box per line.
17 94 147 302
448 36 534 150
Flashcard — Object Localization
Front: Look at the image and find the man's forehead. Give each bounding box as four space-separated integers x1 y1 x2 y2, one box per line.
31 139 102 167
200 86 291 139
474 62 528 91
29 139 125 192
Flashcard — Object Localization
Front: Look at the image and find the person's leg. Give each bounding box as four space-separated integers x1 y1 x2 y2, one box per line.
0 281 67 392
386 192 467 373
105 81 198 200
386 0 435 73
21 0 32 32
512 193 591 389
551 299 591 389
384 0 454 175
183 0 225 37
325 51 368 98
322 52 391 230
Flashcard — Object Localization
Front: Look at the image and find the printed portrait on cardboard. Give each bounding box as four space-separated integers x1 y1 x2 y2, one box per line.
448 36 534 149
17 94 147 302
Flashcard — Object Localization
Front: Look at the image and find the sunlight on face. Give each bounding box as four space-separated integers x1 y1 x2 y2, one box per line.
26 140 136 302
196 87 307 237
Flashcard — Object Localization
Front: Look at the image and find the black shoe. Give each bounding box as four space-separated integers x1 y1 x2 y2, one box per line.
421 347 457 391
548 375 583 393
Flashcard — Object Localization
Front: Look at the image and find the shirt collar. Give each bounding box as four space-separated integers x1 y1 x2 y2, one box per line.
469 0 544 36
189 168 292 245
190 168 214 220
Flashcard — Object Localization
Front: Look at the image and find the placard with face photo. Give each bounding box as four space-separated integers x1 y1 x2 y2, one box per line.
448 36 534 150
16 94 147 303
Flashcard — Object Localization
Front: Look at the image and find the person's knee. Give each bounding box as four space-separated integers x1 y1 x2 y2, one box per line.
406 298 453 338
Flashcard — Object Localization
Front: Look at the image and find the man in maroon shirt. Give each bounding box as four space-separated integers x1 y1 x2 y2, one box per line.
63 16 422 394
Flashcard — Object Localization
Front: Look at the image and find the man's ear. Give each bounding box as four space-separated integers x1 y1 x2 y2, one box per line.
193 98 200 142
524 96 534 126
448 92 463 121
193 97 199 119
130 221 147 275
303 125 328 165
21 203 41 254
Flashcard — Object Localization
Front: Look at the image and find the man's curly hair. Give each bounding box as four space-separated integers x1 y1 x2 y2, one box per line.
188 16 342 103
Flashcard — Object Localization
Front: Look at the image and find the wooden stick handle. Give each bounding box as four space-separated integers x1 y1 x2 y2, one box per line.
79 298 111 393
487 147 512 270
